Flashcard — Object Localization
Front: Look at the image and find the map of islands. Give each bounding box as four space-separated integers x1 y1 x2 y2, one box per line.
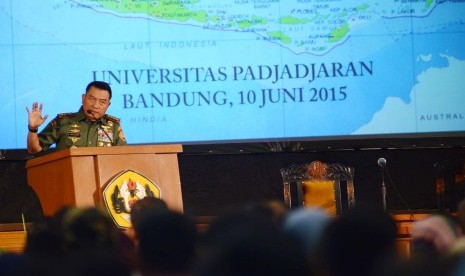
77 0 441 55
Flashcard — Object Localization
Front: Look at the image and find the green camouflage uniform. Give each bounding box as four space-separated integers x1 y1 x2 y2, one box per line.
38 107 127 151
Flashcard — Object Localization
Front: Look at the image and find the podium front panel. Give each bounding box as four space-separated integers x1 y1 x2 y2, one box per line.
95 152 183 212
27 155 98 216
26 145 183 216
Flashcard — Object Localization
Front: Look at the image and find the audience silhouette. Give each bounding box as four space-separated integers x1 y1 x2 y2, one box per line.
4 198 465 276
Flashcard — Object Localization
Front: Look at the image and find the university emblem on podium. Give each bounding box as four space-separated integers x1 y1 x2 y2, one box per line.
103 169 161 228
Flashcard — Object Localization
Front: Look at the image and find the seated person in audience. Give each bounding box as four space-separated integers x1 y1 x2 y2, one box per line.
133 208 197 275
125 196 169 244
314 206 398 276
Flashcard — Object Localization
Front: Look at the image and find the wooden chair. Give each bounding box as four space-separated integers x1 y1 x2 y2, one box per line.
281 160 355 215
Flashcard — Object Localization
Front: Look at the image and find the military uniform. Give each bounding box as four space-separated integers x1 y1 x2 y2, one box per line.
38 107 127 151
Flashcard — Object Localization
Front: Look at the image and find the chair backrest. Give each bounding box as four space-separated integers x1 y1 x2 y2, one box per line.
435 158 465 211
281 160 355 215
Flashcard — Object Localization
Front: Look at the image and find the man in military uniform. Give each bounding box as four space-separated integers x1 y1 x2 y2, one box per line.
27 81 127 154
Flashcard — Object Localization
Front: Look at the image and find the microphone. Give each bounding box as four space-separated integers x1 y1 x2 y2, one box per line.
377 157 387 168
87 110 113 145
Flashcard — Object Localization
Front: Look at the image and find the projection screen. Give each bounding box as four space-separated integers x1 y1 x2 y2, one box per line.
1 0 465 150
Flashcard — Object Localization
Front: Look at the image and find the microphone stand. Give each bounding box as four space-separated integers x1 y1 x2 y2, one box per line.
378 157 410 212
381 168 387 212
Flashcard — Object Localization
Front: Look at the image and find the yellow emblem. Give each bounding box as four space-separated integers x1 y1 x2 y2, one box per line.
102 169 161 228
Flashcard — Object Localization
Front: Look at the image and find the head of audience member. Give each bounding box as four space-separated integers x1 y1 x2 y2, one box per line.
195 203 310 275
198 201 287 250
134 209 198 275
130 196 169 225
283 207 332 258
13 208 73 275
61 207 117 252
10 206 131 276
126 196 169 243
315 206 398 276
24 216 63 259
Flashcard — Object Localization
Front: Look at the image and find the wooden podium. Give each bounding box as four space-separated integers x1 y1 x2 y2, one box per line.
25 145 183 217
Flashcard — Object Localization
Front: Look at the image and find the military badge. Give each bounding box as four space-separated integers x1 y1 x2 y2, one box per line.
68 122 81 148
98 125 113 146
102 169 161 228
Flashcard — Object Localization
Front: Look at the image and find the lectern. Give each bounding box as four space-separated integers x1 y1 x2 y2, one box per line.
25 145 183 217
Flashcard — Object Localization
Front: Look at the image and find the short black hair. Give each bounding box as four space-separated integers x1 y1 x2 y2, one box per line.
86 81 112 99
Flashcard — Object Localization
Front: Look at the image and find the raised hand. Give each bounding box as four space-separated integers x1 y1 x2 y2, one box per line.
26 102 49 129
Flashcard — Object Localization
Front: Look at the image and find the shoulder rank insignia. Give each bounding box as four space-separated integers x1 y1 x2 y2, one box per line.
57 112 76 119
50 113 74 127
103 114 121 124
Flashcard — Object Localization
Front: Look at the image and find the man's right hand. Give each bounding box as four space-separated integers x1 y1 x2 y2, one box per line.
26 102 49 130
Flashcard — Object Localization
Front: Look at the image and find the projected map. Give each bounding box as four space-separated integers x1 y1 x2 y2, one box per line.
1 0 465 149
